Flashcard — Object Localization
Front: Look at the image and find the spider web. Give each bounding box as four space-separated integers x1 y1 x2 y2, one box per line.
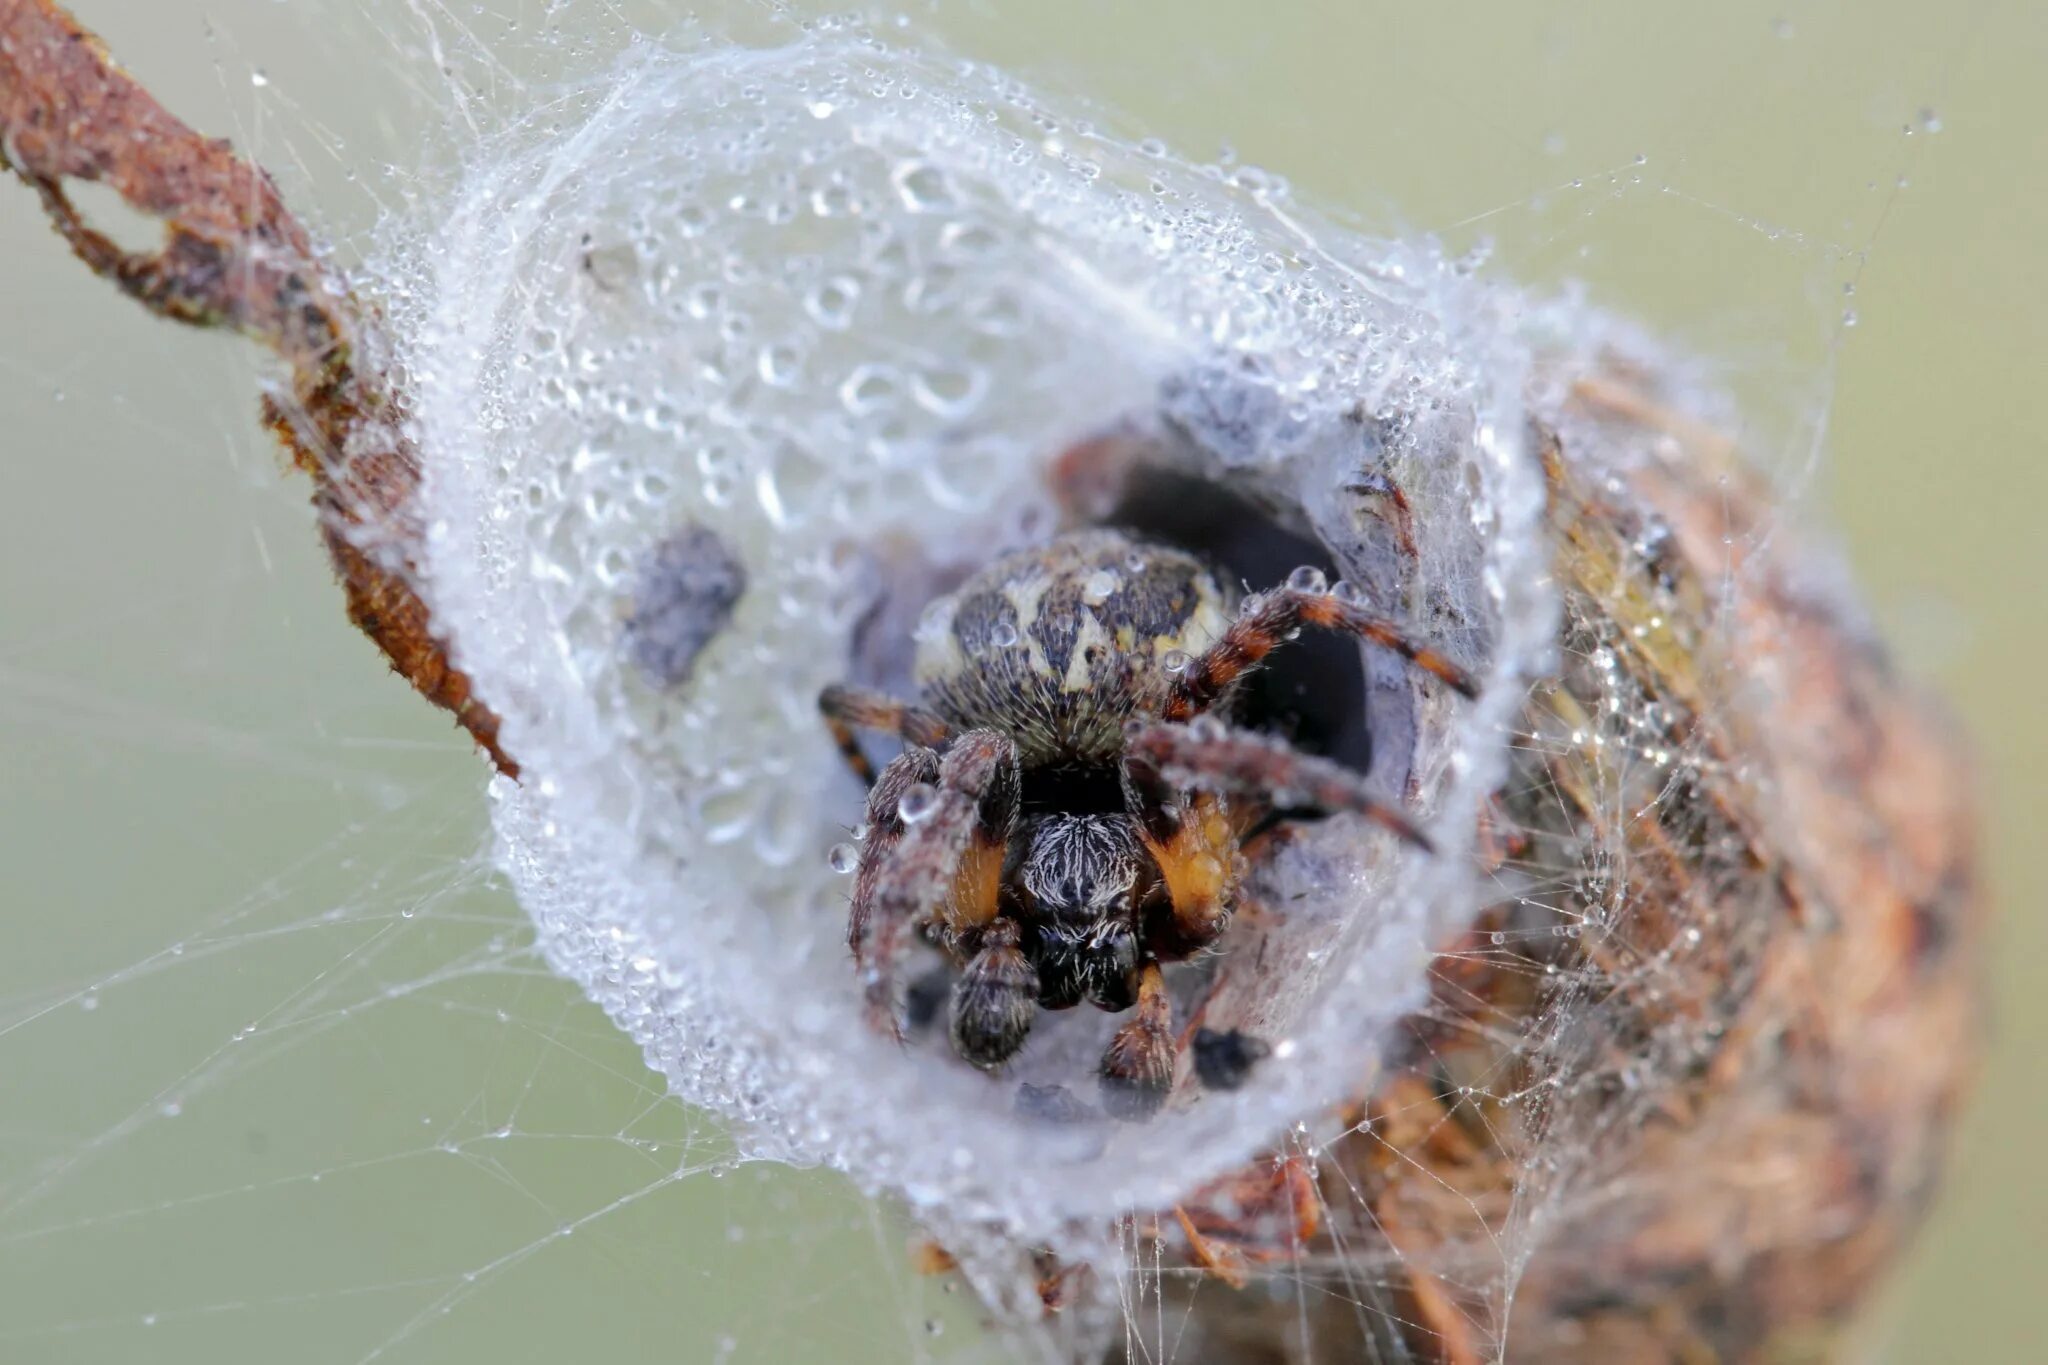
0 2 2001 1362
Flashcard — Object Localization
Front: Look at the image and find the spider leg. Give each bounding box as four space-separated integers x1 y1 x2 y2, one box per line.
818 681 955 787
1172 1205 1250 1288
1099 959 1175 1119
1123 749 1238 957
849 729 1024 1054
1177 1153 1323 1270
1126 718 1433 851
847 745 942 993
951 917 1037 1070
1163 587 1478 722
1045 422 1157 525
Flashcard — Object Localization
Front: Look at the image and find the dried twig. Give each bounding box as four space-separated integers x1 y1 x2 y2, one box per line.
0 0 514 775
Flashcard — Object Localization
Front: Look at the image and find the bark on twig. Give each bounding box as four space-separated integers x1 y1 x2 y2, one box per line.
0 0 514 775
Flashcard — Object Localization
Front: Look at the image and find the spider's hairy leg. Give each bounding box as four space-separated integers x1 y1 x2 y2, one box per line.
852 729 1024 1048
920 729 1022 936
818 681 955 787
1099 960 1175 1120
951 917 1037 1070
1124 751 1237 956
847 746 942 998
1126 719 1433 850
1044 423 1157 524
1163 587 1478 721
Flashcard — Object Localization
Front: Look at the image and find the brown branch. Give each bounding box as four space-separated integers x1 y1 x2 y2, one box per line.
0 0 515 776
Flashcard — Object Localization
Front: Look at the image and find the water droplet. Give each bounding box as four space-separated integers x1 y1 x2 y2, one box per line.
899 783 940 824
890 159 955 212
910 363 985 416
804 276 860 329
250 70 269 88
1162 649 1190 674
1081 569 1118 604
809 181 855 217
938 220 1000 258
989 620 1020 647
757 343 803 386
827 843 859 874
1286 566 1328 594
914 600 952 644
839 363 901 414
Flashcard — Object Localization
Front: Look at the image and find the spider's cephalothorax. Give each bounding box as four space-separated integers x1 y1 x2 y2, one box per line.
822 527 1475 1119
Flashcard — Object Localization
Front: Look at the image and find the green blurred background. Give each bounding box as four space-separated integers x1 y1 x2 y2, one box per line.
1 1 2039 1361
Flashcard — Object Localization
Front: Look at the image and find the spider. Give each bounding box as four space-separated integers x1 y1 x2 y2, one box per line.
819 525 1475 1119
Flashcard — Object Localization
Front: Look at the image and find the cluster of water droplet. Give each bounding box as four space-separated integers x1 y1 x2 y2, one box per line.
386 18 1556 1287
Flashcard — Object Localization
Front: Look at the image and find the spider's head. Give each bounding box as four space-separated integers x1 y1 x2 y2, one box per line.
1015 813 1161 1011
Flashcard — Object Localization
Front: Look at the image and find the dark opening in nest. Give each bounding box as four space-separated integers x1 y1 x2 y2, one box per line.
1096 461 1373 780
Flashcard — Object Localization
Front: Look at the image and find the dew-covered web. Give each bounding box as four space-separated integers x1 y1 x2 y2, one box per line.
0 2 1979 1362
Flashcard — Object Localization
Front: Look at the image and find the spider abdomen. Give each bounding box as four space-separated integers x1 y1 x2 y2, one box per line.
913 529 1235 764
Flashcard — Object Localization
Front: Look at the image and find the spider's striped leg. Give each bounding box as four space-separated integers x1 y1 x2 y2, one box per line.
848 729 1027 1063
1099 959 1175 1120
1122 749 1238 959
847 745 941 987
1045 423 1158 525
818 681 955 788
1125 718 1434 851
1163 587 1477 722
950 917 1036 1071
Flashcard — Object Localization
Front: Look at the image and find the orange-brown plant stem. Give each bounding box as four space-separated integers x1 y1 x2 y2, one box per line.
0 0 515 776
